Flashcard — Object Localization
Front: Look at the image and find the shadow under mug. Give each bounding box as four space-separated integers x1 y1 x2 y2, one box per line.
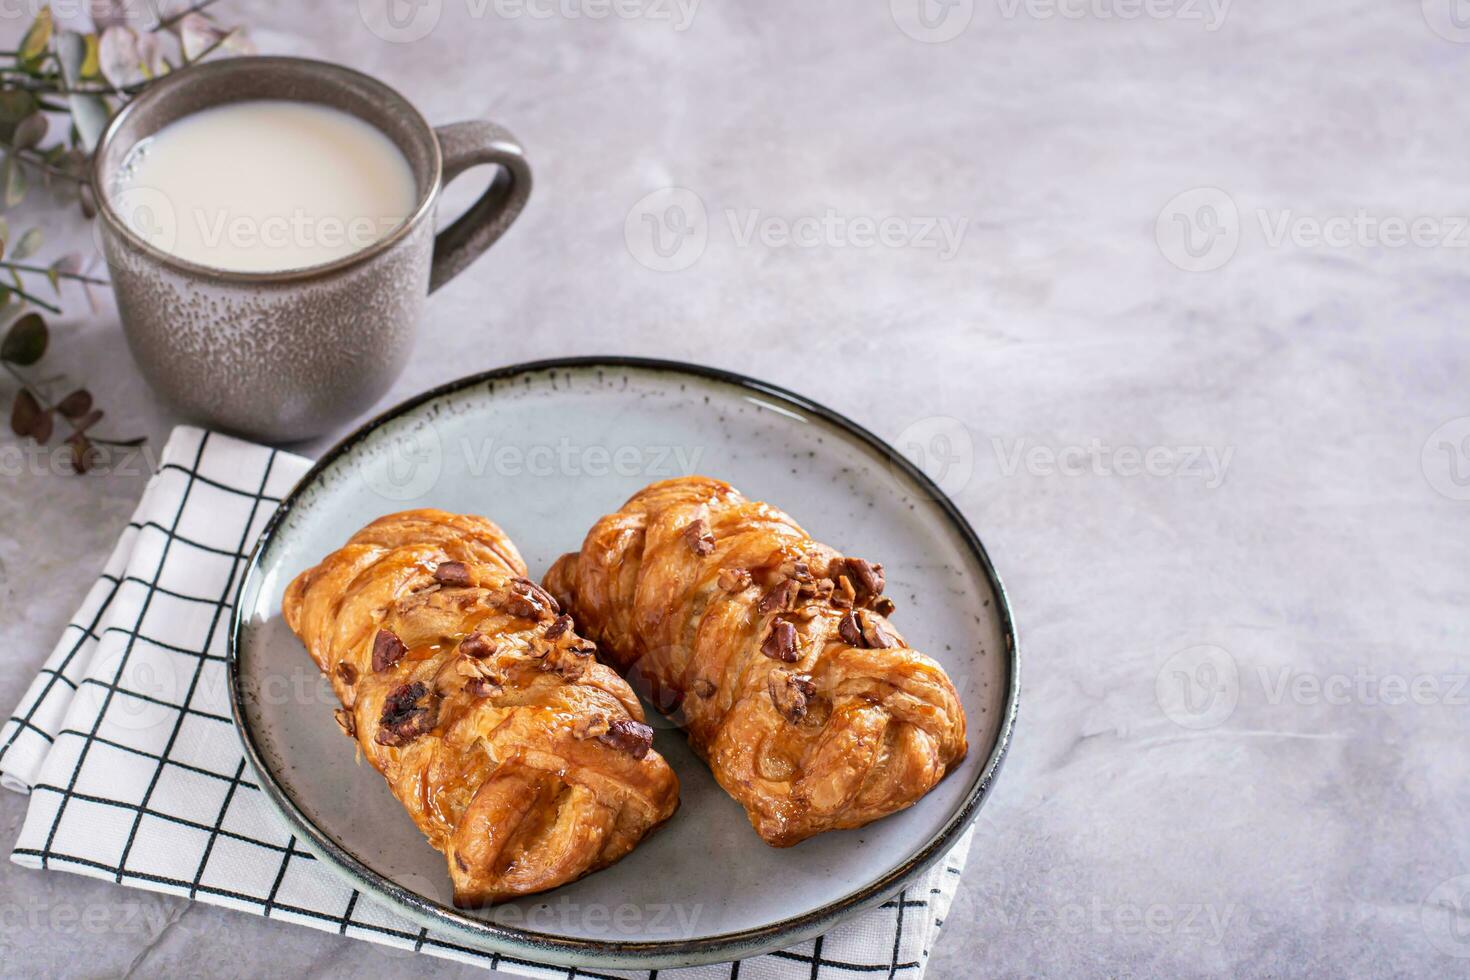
92 55 531 443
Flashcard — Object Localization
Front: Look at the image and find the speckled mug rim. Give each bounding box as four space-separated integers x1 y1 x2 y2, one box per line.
91 55 444 284
228 356 1021 969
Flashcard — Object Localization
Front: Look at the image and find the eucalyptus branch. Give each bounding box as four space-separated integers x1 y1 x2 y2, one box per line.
1 359 56 412
0 261 107 286
154 0 224 32
12 147 86 184
0 2 250 473
2 358 31 390
1 283 59 313
0 76 128 98
0 75 77 93
3 319 143 468
181 33 230 66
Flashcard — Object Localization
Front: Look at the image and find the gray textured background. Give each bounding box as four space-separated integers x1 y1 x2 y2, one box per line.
2 0 1468 976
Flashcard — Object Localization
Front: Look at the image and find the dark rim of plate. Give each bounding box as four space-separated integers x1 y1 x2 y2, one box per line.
227 355 1020 969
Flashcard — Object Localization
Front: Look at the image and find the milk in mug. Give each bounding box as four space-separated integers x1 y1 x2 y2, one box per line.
110 99 419 273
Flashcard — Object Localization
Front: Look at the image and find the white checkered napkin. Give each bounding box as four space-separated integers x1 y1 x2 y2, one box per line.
0 425 974 978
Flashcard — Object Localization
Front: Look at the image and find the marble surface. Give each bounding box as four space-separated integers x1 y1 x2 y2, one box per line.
1 0 1467 976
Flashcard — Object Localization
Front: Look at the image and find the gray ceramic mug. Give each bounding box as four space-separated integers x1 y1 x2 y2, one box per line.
92 56 531 443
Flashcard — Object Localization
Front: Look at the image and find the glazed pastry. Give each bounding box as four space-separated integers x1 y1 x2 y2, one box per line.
283 509 679 906
544 477 967 847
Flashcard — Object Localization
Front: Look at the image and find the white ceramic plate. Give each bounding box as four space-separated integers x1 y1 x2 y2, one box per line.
229 357 1017 970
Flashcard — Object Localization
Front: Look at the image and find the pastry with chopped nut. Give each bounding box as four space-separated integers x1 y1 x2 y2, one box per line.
544 477 967 847
283 509 679 906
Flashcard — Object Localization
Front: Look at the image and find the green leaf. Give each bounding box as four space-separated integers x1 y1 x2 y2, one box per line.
10 112 46 151
2 154 27 209
55 32 111 153
46 254 80 297
19 10 53 71
12 227 42 261
0 91 37 126
81 33 100 79
5 163 23 209
1 312 48 365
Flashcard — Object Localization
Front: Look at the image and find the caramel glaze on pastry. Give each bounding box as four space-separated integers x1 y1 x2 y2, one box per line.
544 477 967 847
283 509 680 906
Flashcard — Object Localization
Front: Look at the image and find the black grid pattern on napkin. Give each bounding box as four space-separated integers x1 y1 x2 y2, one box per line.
3 426 967 979
0 447 298 785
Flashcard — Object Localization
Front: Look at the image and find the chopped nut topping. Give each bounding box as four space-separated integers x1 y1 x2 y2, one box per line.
804 577 836 603
839 610 898 649
758 578 800 615
333 707 356 738
434 561 472 587
459 632 496 659
761 619 800 662
563 642 597 675
873 596 897 616
552 654 590 682
861 614 896 649
683 518 716 556
529 626 594 680
456 650 504 694
832 575 857 609
844 558 885 603
375 681 438 746
718 567 753 593
505 592 540 619
529 578 562 613
598 718 654 759
691 678 717 698
573 710 613 740
448 590 481 612
768 670 817 723
464 677 499 698
778 559 813 583
456 655 493 679
504 577 559 620
335 661 358 686
372 629 407 672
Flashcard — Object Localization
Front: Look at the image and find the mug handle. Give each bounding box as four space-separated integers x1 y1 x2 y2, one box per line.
429 121 532 293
